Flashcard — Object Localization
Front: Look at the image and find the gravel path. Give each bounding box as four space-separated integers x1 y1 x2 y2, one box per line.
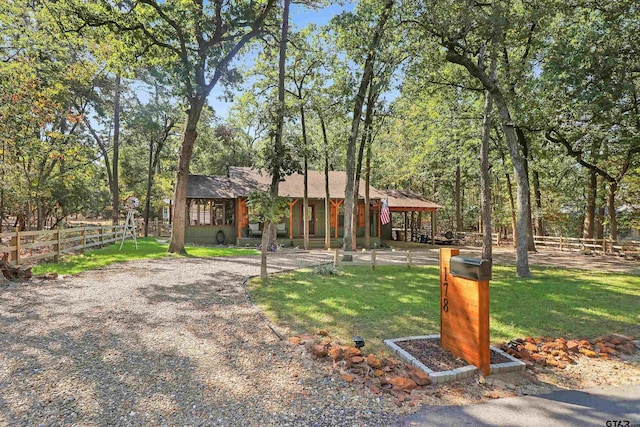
0 253 400 427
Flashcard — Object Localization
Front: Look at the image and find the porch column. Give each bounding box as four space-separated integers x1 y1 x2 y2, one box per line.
431 210 436 245
330 199 343 239
288 199 299 239
236 198 241 239
377 201 381 238
404 211 408 242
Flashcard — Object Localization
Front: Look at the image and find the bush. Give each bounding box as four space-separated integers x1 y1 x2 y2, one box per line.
312 264 341 276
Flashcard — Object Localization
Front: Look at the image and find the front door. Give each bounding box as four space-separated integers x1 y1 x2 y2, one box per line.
301 204 315 236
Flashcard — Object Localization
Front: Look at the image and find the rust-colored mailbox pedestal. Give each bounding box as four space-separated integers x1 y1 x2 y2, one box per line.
440 248 492 375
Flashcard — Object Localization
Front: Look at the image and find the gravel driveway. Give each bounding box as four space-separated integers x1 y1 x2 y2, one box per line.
0 253 399 427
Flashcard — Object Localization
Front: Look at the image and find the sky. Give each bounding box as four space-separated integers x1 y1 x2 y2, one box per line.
207 2 355 119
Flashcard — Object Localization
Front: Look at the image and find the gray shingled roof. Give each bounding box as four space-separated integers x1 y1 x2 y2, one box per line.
378 189 442 210
187 167 440 211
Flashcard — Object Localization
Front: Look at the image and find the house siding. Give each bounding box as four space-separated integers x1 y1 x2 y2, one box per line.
185 225 237 245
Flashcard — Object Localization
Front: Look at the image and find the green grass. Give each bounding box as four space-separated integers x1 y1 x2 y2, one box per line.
248 265 640 354
32 238 258 276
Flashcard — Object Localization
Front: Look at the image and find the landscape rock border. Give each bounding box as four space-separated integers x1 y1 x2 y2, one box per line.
385 334 525 384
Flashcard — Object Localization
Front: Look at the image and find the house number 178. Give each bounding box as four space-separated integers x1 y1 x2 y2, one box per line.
442 267 449 312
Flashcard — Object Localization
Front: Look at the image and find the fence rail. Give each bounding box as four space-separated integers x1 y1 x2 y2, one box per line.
0 225 127 265
533 235 640 255
459 232 639 256
457 232 500 245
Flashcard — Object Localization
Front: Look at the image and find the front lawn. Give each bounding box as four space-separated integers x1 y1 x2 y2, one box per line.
248 265 640 354
32 238 258 276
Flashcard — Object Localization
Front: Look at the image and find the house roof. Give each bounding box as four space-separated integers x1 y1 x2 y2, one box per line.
187 167 440 211
379 189 442 211
227 166 379 199
187 175 241 199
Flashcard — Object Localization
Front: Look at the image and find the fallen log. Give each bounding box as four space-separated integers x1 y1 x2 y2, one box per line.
0 253 32 280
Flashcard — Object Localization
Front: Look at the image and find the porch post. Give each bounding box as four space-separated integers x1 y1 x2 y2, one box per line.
336 200 343 238
236 198 241 239
377 201 381 238
431 210 436 245
288 199 298 239
404 211 408 242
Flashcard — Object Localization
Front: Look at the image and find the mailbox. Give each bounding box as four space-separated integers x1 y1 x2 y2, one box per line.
450 256 492 281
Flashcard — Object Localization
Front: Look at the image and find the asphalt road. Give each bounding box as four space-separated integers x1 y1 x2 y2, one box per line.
397 384 640 427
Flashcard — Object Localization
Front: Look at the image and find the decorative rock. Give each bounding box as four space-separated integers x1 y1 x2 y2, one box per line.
340 374 354 382
566 340 580 352
329 347 344 362
366 354 383 369
310 344 328 358
579 348 598 358
317 329 329 336
288 336 302 345
524 343 538 353
578 340 592 349
516 348 533 361
387 377 417 391
531 354 546 364
350 356 364 364
616 343 636 355
408 369 430 386
374 369 384 377
342 346 361 359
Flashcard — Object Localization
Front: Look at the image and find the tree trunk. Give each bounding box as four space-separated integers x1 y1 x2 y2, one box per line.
168 97 206 254
352 83 377 250
364 138 371 249
480 90 493 264
111 74 121 225
261 0 290 278
320 115 331 249
301 105 309 250
583 171 597 239
516 128 536 252
445 50 530 276
455 157 462 232
532 168 543 236
343 0 394 255
144 139 154 237
607 181 618 241
596 175 605 240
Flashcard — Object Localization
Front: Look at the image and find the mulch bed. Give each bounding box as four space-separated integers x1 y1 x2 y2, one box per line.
396 338 511 372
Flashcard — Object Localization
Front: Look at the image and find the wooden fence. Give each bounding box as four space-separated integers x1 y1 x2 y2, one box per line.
0 225 127 266
460 232 640 256
533 235 640 256
457 232 500 245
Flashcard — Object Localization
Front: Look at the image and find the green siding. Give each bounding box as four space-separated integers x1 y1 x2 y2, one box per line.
185 226 237 245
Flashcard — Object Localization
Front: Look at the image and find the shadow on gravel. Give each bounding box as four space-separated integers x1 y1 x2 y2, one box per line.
0 292 312 425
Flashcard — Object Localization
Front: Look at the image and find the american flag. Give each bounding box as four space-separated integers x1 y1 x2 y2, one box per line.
380 198 391 225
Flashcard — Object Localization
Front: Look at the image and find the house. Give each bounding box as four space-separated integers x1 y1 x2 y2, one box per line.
184 166 441 247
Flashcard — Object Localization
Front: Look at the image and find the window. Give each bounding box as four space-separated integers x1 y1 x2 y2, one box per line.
188 199 211 225
187 199 235 226
213 201 224 225
225 200 235 225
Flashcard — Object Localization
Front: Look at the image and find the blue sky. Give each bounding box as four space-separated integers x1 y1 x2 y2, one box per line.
207 2 355 119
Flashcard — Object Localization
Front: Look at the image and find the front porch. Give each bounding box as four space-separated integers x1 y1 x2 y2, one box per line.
237 236 382 249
